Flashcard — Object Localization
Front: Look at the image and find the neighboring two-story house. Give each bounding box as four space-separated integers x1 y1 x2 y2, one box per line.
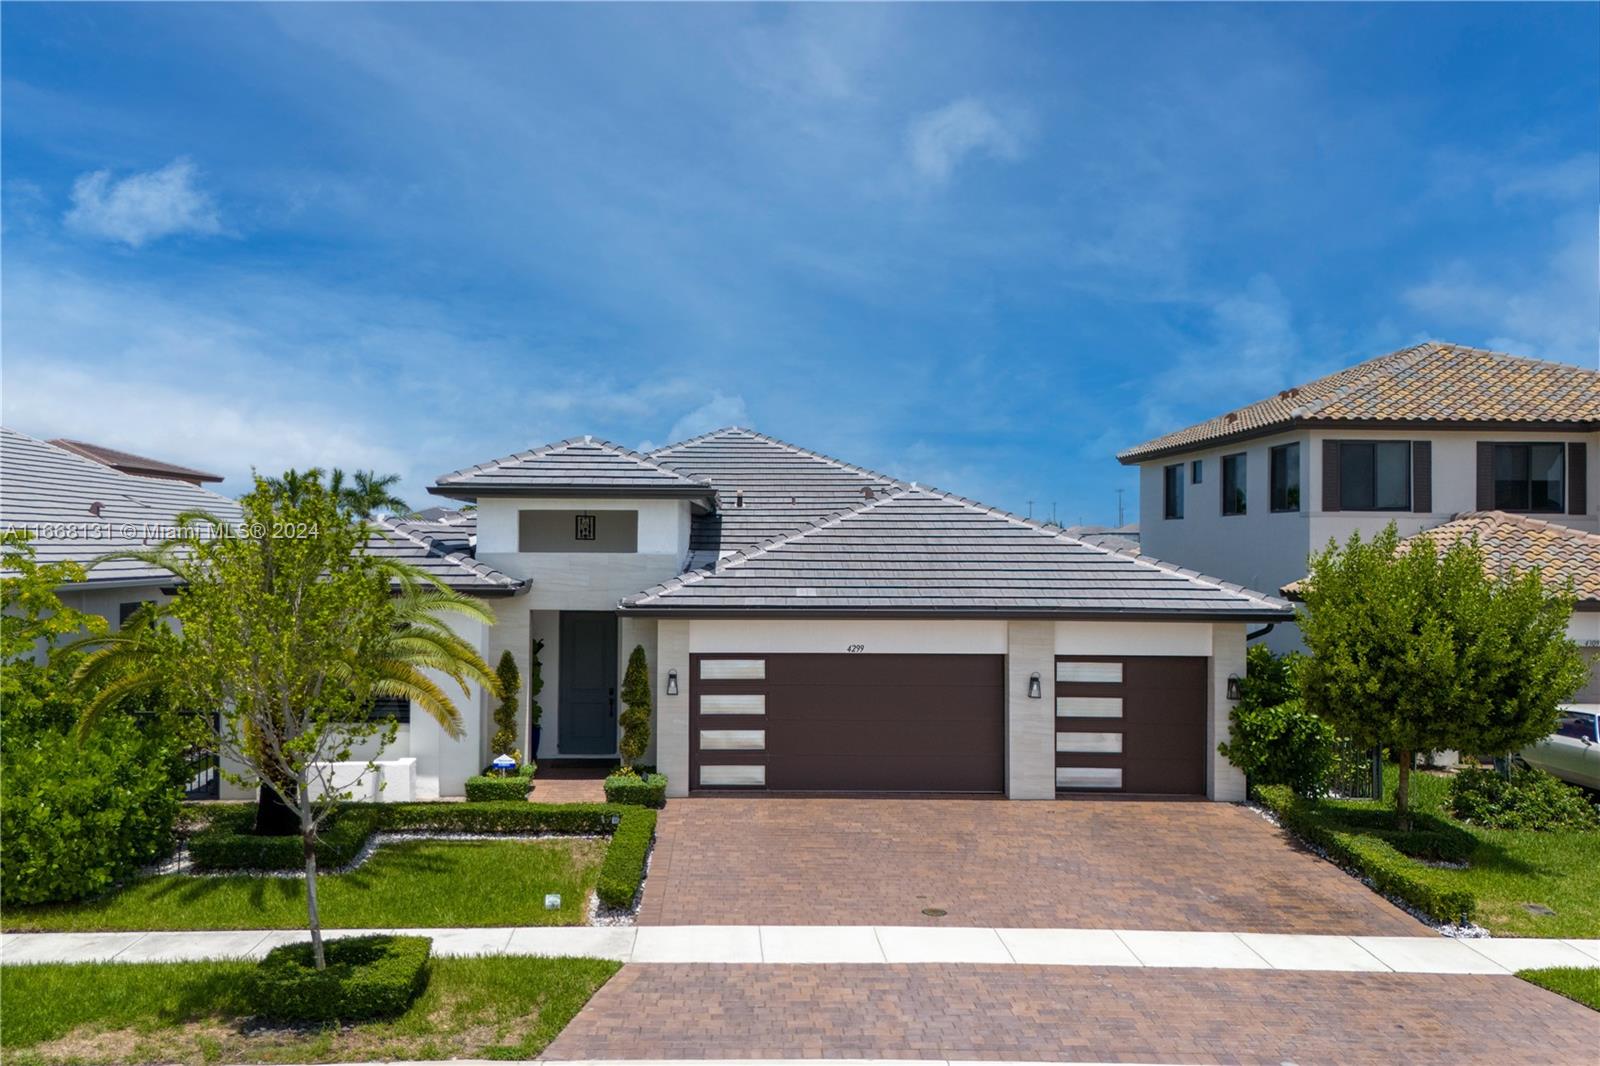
1118 343 1599 685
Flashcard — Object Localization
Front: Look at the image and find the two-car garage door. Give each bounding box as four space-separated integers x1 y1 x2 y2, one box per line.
689 652 1208 796
691 653 1005 793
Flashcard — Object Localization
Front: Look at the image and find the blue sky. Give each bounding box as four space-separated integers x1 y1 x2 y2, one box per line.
3 3 1596 524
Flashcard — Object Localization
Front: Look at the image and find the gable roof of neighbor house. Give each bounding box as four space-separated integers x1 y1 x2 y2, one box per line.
363 515 524 596
1281 511 1600 609
431 436 715 500
1 428 243 588
1118 342 1600 465
621 484 1289 620
649 426 904 556
47 438 224 484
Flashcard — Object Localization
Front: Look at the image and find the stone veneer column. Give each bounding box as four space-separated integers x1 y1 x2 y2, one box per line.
656 618 691 797
1005 620 1057 799
1208 622 1248 801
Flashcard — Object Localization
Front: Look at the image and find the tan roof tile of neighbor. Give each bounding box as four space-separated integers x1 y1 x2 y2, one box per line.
1282 512 1600 604
1119 342 1600 464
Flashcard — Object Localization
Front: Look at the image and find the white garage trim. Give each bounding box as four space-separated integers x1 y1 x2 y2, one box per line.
688 618 1009 655
1055 620 1213 657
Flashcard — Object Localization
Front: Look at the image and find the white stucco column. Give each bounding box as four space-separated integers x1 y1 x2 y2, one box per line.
1208 622 1249 801
656 618 691 797
1006 620 1056 799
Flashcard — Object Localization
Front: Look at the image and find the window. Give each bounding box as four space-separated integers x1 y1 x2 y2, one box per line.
1221 453 1246 515
1338 441 1411 511
370 695 411 723
1553 711 1597 743
1494 443 1564 512
1270 443 1300 513
117 601 150 627
1163 464 1184 519
1190 459 1203 484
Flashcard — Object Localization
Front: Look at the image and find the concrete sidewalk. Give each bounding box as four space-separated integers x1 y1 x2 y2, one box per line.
3 925 1596 974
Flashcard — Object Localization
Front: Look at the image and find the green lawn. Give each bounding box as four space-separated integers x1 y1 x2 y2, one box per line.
0 954 619 1064
4 838 605 932
1319 766 1599 938
1518 968 1600 1012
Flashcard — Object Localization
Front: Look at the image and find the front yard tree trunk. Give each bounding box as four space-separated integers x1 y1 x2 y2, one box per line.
298 772 327 971
1395 749 1412 831
254 780 300 836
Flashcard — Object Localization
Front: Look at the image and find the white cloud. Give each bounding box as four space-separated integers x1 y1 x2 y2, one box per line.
905 98 1023 183
664 393 750 445
64 157 221 247
1493 153 1599 204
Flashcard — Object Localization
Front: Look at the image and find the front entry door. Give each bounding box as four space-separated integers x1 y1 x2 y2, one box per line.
558 612 618 755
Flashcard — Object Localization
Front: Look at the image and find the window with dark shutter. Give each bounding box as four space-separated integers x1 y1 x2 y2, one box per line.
1492 443 1564 513
1569 443 1588 516
1476 442 1494 510
1412 441 1432 514
1336 441 1411 511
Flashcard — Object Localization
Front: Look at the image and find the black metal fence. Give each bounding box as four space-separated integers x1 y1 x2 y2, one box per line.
1325 740 1384 800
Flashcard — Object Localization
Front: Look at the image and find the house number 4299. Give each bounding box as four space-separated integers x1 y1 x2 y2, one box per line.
846 644 866 653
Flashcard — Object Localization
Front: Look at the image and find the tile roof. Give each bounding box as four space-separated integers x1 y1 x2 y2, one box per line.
621 485 1290 619
432 436 714 499
649 427 903 554
1 427 243 587
1119 342 1600 464
365 514 524 595
1283 512 1600 605
48 438 223 484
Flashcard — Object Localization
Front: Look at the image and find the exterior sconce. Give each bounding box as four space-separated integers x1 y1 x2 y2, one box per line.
1226 675 1243 701
1028 672 1042 699
666 669 679 696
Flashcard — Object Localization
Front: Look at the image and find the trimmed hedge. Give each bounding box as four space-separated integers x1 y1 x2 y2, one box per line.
465 765 536 803
604 772 667 809
185 801 656 911
598 807 656 909
188 806 382 872
251 934 431 1022
1255 784 1477 925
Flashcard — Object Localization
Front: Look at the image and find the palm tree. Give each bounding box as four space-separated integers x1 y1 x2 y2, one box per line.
339 470 410 520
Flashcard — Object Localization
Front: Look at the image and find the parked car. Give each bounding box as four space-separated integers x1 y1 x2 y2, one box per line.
1518 705 1600 791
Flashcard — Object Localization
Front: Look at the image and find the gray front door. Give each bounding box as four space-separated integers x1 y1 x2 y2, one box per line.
558 611 617 755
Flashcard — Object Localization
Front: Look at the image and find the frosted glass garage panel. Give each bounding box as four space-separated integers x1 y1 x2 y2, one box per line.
1057 732 1123 754
1057 697 1123 718
1056 767 1122 789
700 659 766 680
700 729 766 751
1056 662 1122 684
700 764 766 787
700 694 766 716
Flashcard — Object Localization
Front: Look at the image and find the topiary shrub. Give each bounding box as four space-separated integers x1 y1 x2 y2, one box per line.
618 645 652 772
465 764 535 802
1448 766 1600 831
489 649 522 761
604 772 667 808
251 934 431 1022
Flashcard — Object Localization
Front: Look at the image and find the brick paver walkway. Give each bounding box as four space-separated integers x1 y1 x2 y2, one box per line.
543 964 1596 1064
638 798 1426 934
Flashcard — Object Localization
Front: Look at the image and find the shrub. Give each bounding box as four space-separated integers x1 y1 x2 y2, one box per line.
1219 647 1340 796
1448 766 1600 831
251 934 431 1022
604 772 667 808
489 649 522 760
1254 784 1476 924
189 806 382 871
597 808 656 909
376 801 620 835
465 763 535 803
618 645 652 771
0 709 191 905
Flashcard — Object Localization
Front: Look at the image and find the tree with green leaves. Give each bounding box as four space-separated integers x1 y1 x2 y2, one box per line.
1297 523 1586 827
618 644 652 773
70 473 498 968
265 468 410 519
490 649 522 762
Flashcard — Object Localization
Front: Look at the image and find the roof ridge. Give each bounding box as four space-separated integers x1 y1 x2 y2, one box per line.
1449 509 1600 546
435 435 709 487
651 425 906 489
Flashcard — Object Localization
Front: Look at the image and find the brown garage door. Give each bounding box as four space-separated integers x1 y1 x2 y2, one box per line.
1055 655 1208 795
691 653 1005 793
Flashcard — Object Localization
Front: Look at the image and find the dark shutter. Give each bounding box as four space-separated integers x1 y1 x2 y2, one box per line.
1412 441 1432 514
1570 442 1588 516
1322 440 1341 512
1475 442 1494 511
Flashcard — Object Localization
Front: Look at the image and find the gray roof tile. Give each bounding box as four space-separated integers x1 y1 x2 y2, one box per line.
433 436 713 499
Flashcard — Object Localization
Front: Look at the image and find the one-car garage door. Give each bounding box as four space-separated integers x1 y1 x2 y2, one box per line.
691 653 1005 793
1055 655 1208 795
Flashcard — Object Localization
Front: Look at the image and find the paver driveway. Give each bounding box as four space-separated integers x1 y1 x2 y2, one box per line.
544 964 1596 1065
638 797 1426 934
